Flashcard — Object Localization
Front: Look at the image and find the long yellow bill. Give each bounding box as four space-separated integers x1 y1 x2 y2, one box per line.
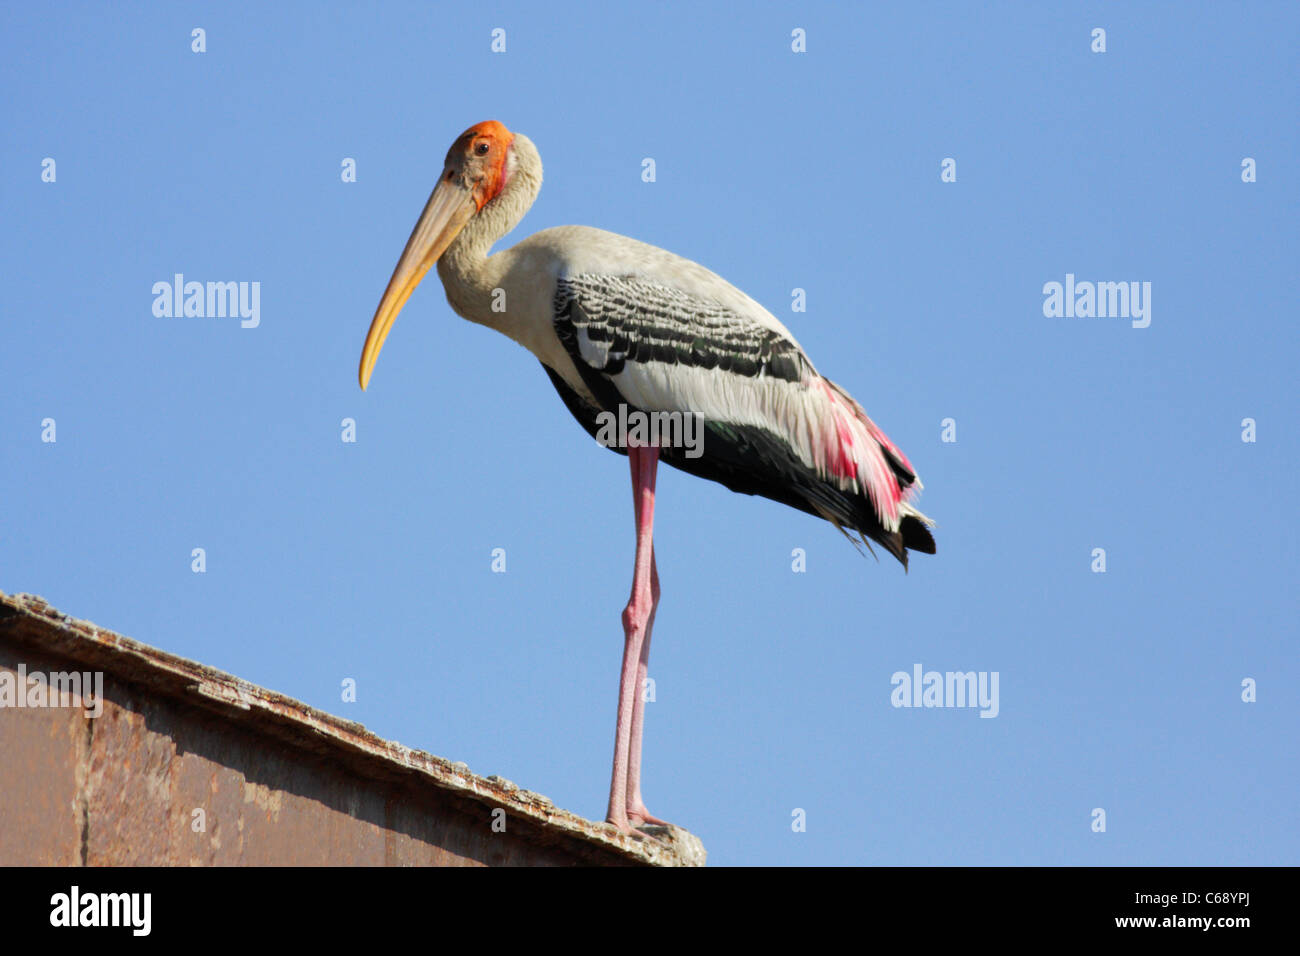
358 177 477 390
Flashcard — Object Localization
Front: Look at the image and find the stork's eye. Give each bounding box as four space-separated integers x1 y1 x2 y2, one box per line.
475 141 490 156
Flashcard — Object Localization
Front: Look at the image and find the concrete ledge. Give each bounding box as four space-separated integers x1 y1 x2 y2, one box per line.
0 591 705 867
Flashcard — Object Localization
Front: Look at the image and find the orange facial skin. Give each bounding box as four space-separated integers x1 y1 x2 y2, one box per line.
445 120 515 210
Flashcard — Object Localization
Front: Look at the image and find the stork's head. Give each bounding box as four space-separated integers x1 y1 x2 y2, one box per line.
443 119 517 212
358 120 517 390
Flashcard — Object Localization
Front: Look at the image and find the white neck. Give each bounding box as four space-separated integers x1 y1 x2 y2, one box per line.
437 133 543 329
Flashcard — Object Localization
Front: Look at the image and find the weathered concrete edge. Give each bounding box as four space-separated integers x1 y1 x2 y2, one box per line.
0 590 705 867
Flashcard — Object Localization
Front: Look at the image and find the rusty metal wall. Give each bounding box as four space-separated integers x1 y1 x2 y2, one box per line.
0 593 704 867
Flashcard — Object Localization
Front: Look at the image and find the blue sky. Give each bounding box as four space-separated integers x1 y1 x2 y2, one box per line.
2 1 1296 865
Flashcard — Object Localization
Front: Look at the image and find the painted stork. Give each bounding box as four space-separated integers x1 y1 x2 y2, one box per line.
358 120 935 835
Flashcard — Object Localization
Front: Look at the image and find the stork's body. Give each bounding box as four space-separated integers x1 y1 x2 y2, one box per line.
359 122 935 834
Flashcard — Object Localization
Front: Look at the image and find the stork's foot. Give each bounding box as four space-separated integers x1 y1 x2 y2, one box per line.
628 806 674 828
606 814 671 844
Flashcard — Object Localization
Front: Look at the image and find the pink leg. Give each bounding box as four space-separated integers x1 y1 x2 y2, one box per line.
606 445 662 832
626 545 670 826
